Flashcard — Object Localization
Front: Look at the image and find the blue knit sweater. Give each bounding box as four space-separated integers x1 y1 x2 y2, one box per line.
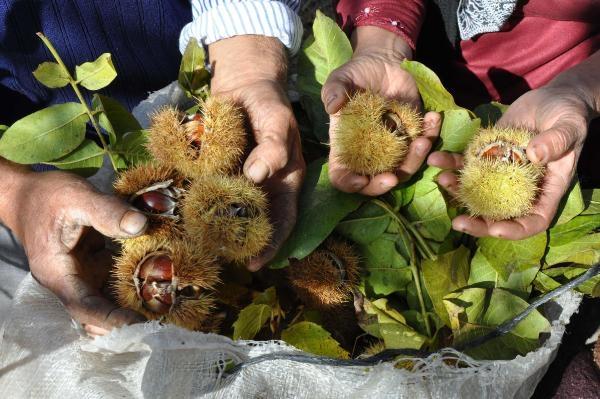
0 0 191 123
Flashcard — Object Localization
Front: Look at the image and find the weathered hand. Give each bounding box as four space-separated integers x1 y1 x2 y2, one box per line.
5 170 148 336
322 26 441 196
209 35 305 270
429 85 594 239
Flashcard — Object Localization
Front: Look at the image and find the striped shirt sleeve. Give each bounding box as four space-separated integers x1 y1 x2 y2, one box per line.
180 0 303 56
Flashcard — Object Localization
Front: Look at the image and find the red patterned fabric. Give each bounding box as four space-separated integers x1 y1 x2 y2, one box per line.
335 0 600 107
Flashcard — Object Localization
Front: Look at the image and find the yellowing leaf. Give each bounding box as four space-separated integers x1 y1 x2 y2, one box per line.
232 303 271 340
75 53 117 90
33 62 70 88
282 321 349 359
422 246 470 327
401 60 460 112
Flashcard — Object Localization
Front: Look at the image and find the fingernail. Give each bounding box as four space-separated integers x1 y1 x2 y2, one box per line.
326 94 338 110
120 210 148 235
247 160 270 183
416 142 428 156
531 145 547 163
381 181 394 190
351 178 365 191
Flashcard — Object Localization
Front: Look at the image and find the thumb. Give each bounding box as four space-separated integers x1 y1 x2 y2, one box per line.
527 119 585 164
321 70 353 114
244 134 290 183
72 191 148 239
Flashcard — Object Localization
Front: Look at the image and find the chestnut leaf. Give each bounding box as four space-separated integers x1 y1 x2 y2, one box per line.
43 139 104 177
75 53 117 91
32 61 70 88
0 102 87 163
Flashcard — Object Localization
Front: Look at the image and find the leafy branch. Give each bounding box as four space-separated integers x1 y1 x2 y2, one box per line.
36 33 118 171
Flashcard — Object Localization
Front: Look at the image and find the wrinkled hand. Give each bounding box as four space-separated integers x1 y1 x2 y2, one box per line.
8 171 148 336
429 85 593 239
321 26 441 196
209 35 305 270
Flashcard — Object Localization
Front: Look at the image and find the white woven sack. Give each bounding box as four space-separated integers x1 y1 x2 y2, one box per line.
0 273 582 399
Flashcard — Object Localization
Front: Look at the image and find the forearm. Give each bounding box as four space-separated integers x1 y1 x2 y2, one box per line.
0 157 30 233
548 50 600 117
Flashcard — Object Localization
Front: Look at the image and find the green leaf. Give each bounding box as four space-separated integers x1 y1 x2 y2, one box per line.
44 139 104 176
32 62 70 88
92 94 142 145
555 180 584 225
0 125 7 139
404 167 452 242
360 234 411 296
113 130 151 167
533 271 561 293
468 249 538 298
358 298 426 350
253 286 278 307
549 214 600 247
0 103 87 163
336 201 390 244
478 232 547 280
422 246 470 327
300 11 352 86
400 60 459 112
232 303 272 340
581 189 600 215
444 287 550 360
270 159 364 268
546 233 600 266
178 38 210 97
75 53 117 90
473 102 508 127
281 321 349 359
297 35 329 143
438 109 480 153
544 266 600 296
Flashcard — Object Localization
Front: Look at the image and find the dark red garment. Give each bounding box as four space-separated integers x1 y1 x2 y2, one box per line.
336 0 600 108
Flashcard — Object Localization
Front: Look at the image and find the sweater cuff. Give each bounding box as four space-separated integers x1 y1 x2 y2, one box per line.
179 1 303 56
336 0 426 50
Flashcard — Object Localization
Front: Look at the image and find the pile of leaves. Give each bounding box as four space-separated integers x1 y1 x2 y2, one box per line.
1 14 599 363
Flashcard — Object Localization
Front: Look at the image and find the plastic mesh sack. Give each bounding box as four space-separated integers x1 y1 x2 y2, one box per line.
0 273 581 399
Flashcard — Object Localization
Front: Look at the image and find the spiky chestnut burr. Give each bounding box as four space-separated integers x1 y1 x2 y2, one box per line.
146 96 247 178
458 127 545 220
287 239 360 310
112 234 220 331
334 90 422 175
181 175 272 263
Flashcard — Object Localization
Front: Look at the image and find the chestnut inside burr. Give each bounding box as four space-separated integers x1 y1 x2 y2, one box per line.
478 141 527 164
383 112 407 137
183 113 205 155
129 180 183 218
134 252 202 315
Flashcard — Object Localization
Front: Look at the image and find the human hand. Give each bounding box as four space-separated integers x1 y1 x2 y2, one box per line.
321 26 441 196
428 85 594 239
4 170 148 337
209 35 306 270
